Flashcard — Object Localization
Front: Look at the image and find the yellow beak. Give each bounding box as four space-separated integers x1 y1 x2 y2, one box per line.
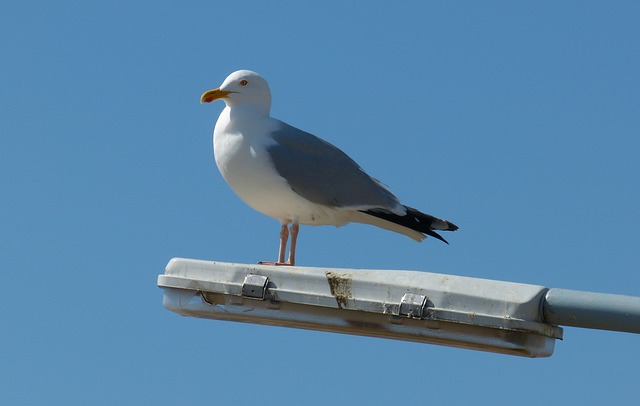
200 88 233 103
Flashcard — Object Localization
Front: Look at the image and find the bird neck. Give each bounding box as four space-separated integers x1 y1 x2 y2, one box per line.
227 101 271 120
218 105 271 135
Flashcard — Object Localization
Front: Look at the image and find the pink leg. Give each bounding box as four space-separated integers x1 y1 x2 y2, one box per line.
259 223 293 266
277 223 289 263
287 222 299 265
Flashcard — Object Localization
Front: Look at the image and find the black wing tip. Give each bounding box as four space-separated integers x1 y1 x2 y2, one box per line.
446 221 459 232
359 207 458 244
426 229 450 244
429 220 459 244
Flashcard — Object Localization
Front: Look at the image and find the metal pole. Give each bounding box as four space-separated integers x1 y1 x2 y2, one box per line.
543 288 640 334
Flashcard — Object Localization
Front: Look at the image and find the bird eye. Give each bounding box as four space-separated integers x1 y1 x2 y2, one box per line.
240 80 248 86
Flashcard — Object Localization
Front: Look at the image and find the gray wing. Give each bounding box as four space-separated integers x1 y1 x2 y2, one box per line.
267 121 401 210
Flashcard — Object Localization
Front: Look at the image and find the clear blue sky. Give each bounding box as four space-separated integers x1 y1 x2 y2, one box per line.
2 1 639 404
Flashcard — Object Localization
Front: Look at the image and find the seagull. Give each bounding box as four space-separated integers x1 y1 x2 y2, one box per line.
201 70 458 266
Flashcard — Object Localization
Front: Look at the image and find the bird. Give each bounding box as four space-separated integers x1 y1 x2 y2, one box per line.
201 70 458 266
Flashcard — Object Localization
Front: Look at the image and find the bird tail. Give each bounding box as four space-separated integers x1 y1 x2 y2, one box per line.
358 206 458 244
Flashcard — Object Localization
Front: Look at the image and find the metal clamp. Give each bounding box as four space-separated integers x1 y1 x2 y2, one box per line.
399 293 428 319
241 274 269 300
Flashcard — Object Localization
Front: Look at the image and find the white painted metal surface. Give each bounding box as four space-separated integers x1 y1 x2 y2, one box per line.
158 258 563 357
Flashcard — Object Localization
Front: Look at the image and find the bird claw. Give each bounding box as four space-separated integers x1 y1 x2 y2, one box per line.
258 261 294 266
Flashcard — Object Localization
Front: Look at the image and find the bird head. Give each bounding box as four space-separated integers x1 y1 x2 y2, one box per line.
201 70 272 115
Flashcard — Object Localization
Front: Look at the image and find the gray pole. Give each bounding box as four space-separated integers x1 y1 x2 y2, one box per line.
543 288 640 334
